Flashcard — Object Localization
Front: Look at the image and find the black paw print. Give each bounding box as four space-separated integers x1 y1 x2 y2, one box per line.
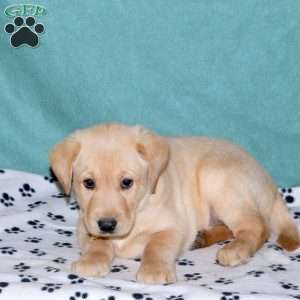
41 283 63 293
269 264 287 272
53 257 67 264
47 212 66 222
19 183 36 197
0 193 15 207
30 248 46 256
4 16 44 48
45 266 60 273
246 270 264 278
111 264 128 273
0 282 9 294
70 291 88 300
19 274 38 283
132 293 153 300
166 295 184 300
184 272 202 281
25 237 42 243
177 258 194 266
52 192 68 198
290 254 300 262
14 262 31 272
215 277 233 285
27 201 47 210
281 188 295 204
294 211 300 220
68 274 86 284
267 243 283 251
53 242 72 248
220 292 240 300
104 285 121 291
44 174 57 183
280 281 299 290
55 229 73 237
0 246 17 255
4 226 25 234
27 220 45 229
68 200 80 210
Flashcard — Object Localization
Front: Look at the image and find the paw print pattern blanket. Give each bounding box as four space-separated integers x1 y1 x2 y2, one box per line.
0 169 299 300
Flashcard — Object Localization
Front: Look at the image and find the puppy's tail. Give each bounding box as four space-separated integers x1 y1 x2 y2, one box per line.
271 192 299 251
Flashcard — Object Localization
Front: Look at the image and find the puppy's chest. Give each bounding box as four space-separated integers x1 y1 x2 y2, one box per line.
112 231 150 259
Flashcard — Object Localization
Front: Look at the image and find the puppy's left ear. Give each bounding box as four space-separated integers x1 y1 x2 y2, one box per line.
135 126 169 193
49 137 81 195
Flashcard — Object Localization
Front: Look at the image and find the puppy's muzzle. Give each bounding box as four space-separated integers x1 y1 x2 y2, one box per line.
97 218 117 233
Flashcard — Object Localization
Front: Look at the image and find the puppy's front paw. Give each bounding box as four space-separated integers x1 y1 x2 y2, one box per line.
217 240 251 267
137 262 176 284
71 255 110 277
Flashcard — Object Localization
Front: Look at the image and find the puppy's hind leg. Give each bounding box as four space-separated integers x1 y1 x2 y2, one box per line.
216 213 269 267
191 224 234 249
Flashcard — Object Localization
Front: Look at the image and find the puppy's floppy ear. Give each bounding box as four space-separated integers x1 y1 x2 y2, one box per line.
135 126 169 193
49 137 80 195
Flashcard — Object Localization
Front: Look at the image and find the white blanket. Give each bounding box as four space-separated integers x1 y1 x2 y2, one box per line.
0 169 299 300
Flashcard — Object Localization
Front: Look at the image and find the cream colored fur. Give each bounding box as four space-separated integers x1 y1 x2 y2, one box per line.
50 123 299 284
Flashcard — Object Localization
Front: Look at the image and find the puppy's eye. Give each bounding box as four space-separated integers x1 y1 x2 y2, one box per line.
120 178 134 190
83 178 96 190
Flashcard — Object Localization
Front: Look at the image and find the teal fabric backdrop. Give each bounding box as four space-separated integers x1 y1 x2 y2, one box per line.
0 1 299 186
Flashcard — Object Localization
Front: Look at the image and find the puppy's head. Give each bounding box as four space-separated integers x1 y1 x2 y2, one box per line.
50 124 169 238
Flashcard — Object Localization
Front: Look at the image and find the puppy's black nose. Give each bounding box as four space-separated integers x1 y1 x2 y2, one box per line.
97 218 117 233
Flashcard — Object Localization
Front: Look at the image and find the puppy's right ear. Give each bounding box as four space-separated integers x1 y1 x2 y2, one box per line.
49 138 80 195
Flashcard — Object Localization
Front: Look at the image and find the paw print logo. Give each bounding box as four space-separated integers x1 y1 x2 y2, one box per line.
220 292 240 300
68 274 86 284
27 200 47 211
27 220 45 229
4 16 44 48
24 237 42 243
41 283 63 293
45 266 60 273
19 274 38 283
269 264 287 272
104 285 121 291
47 212 66 222
166 295 184 300
280 188 295 204
290 254 300 262
246 270 264 278
279 281 299 290
183 272 202 281
0 282 9 293
111 264 128 273
68 200 80 210
0 246 17 255
19 183 36 197
177 258 194 266
294 211 300 220
0 192 15 207
53 242 72 248
30 248 46 256
4 226 25 234
69 291 88 300
55 229 73 237
215 277 233 284
132 293 153 300
53 257 67 264
14 262 31 272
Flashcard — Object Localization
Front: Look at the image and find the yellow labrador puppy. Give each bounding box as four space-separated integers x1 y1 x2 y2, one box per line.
50 123 299 284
